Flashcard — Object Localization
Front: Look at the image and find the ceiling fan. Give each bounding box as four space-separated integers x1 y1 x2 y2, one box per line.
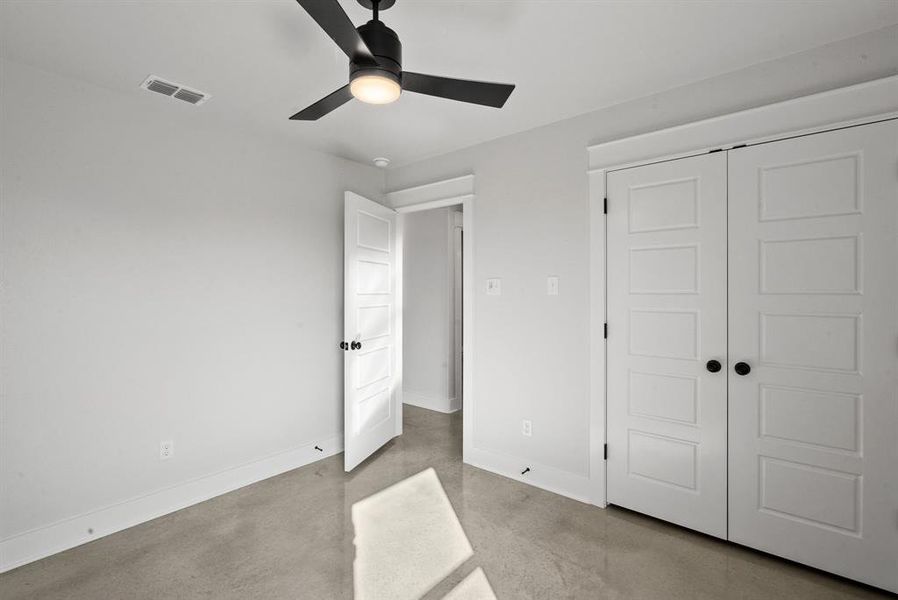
290 0 516 120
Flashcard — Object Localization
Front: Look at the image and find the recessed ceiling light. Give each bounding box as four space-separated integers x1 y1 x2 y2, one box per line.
373 157 391 168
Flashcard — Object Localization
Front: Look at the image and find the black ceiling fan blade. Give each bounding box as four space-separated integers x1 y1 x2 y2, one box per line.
402 72 515 108
295 0 378 66
289 85 354 120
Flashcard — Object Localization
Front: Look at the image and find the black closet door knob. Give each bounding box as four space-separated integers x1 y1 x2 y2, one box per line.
339 341 347 350
734 362 751 376
706 359 722 373
351 341 362 350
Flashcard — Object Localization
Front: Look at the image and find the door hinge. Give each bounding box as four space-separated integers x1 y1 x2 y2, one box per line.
604 443 608 460
731 143 747 149
603 197 607 214
709 148 724 153
604 323 607 339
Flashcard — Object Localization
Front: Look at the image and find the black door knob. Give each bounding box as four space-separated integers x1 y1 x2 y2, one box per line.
351 341 362 350
734 362 751 376
706 359 722 373
340 341 348 351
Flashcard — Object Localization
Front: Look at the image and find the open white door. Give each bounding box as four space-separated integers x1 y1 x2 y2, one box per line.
344 191 400 472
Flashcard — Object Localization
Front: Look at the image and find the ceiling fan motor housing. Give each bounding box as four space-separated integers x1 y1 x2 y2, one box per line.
350 20 402 86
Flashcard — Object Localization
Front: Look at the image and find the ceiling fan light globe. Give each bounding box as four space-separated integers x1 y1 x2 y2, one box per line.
350 74 401 105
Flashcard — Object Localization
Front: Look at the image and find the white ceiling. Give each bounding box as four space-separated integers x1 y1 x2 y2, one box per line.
2 1 897 167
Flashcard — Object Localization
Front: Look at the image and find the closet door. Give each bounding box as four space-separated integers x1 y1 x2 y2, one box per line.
728 120 898 592
606 152 728 538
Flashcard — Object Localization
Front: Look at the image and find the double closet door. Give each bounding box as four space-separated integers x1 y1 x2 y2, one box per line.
606 119 898 592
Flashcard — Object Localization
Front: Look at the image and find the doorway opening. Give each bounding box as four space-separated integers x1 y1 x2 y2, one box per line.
400 205 464 450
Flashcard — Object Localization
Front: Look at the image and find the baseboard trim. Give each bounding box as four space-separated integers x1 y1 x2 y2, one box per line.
0 435 343 574
403 390 459 414
465 446 591 504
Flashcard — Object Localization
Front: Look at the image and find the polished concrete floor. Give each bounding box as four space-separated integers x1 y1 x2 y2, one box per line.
1 406 890 599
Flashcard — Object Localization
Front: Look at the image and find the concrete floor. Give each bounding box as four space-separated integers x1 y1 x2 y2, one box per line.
0 405 890 599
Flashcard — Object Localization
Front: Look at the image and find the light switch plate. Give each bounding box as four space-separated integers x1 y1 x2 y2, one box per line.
486 278 501 296
547 276 559 296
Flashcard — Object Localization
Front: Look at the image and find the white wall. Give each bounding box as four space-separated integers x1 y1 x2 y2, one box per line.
401 208 459 413
0 59 383 566
385 26 898 501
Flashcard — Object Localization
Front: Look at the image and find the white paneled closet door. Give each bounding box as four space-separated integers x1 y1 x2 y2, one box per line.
606 152 728 538
727 120 898 592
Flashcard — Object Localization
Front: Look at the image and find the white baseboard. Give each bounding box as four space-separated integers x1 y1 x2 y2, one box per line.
403 390 459 414
465 446 591 504
0 435 343 574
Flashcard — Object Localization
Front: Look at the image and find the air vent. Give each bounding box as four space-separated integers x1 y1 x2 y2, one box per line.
173 88 205 105
140 75 210 106
146 79 178 96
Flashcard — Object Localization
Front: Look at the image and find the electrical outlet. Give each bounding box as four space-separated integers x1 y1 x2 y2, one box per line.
522 420 532 437
160 440 174 460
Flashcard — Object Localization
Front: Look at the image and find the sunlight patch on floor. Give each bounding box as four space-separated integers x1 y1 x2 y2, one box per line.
352 468 474 600
443 568 497 600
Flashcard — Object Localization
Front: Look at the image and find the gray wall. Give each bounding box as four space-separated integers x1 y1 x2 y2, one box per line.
386 26 898 487
0 59 384 539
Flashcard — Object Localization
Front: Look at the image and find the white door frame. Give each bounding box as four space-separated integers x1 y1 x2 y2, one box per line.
387 175 476 462
587 75 898 508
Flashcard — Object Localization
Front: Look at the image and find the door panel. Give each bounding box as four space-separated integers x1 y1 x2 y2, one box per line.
606 153 728 538
344 192 400 472
728 120 898 592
